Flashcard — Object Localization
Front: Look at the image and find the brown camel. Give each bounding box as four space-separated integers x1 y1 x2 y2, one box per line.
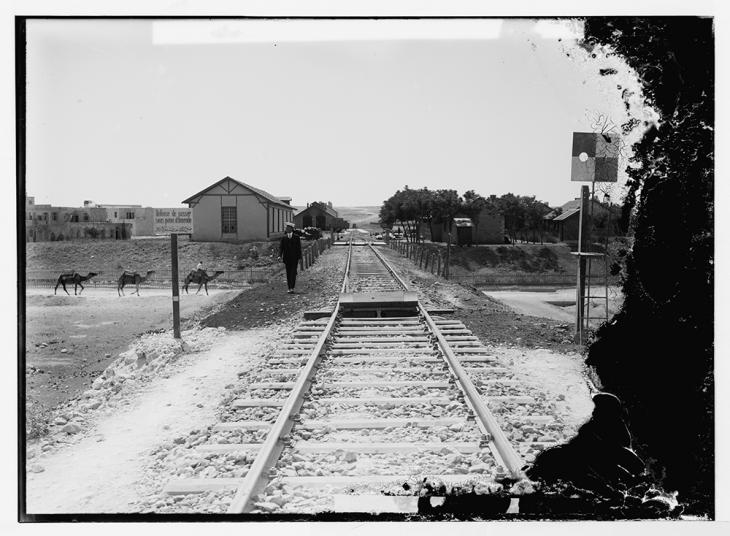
54 272 99 296
117 270 156 296
183 270 224 295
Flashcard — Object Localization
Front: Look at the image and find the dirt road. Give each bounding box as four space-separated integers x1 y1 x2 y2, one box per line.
482 287 624 325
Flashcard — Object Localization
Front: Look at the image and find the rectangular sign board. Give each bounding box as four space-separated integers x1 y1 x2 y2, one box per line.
571 132 620 182
153 208 192 234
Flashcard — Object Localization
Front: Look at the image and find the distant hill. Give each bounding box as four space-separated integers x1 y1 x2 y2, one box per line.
335 206 381 231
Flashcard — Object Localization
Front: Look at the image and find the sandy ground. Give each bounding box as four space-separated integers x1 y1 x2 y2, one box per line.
25 287 240 409
482 286 624 326
25 329 272 514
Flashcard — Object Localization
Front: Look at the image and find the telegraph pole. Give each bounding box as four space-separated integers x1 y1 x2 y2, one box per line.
171 233 181 338
575 186 589 343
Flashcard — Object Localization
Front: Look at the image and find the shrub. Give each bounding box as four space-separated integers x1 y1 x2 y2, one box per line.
26 398 50 440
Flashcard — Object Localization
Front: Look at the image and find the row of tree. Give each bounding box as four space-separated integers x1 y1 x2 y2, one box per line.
378 187 553 242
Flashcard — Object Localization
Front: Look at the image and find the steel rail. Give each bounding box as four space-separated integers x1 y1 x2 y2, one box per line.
227 239 354 513
367 244 526 479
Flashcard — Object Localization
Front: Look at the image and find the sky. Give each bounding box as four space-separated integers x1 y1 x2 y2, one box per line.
24 18 653 209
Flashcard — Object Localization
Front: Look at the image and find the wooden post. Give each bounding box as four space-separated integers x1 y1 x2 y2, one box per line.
445 232 451 279
437 254 442 277
575 185 590 343
170 233 181 339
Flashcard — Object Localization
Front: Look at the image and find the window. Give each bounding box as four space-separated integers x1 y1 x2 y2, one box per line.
114 211 118 218
126 211 135 219
221 206 237 234
52 213 57 221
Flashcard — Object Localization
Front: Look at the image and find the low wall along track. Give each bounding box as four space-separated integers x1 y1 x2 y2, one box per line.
159 240 562 515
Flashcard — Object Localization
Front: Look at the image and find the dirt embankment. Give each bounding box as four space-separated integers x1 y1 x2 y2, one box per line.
26 238 281 275
448 244 576 275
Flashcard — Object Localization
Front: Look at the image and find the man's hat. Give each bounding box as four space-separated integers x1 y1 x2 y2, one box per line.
285 222 295 228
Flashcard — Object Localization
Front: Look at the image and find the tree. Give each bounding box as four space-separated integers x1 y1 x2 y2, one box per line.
430 189 462 241
580 18 713 515
491 193 551 243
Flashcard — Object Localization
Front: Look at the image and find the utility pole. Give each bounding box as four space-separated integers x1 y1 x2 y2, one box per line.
575 186 589 343
171 233 181 339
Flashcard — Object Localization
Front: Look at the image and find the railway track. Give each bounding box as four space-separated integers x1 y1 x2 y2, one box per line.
159 241 560 515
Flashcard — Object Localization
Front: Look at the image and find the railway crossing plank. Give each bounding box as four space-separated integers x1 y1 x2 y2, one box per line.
277 474 496 487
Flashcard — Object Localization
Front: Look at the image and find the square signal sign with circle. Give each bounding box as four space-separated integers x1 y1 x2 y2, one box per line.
571 132 620 182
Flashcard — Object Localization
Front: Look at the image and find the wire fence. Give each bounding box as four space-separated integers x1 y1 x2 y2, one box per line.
447 273 621 287
387 239 620 288
26 237 334 291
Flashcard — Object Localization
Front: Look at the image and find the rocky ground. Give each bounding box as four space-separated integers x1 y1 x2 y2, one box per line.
24 246 347 513
23 244 611 517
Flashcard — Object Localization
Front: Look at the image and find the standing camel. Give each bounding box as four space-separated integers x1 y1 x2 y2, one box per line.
117 270 156 296
183 270 224 295
54 272 99 295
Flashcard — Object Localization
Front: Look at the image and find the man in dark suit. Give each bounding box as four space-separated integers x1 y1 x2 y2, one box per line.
279 223 302 294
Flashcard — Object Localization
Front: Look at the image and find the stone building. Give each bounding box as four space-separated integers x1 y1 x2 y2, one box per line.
25 196 131 242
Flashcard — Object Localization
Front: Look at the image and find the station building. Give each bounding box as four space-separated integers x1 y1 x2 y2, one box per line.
182 176 294 242
294 201 349 231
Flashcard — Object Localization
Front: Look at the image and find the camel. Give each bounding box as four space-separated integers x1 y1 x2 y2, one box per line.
183 270 224 295
117 270 156 296
54 272 99 296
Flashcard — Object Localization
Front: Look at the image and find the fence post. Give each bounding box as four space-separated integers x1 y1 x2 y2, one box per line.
437 255 442 277
170 233 181 339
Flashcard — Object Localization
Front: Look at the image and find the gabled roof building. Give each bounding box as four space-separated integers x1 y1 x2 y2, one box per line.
182 176 294 242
